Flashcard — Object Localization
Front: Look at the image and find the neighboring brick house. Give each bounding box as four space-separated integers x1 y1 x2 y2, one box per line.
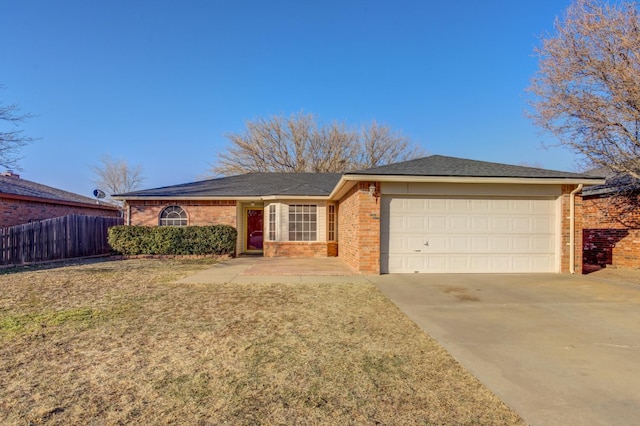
581 168 640 269
0 171 120 228
114 155 604 275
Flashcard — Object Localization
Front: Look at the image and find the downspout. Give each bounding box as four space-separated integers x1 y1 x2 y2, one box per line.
569 184 583 274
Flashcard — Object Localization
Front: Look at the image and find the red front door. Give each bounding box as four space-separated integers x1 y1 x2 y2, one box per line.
246 208 264 251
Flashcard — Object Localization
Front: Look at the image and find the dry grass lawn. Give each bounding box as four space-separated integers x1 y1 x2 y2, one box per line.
0 258 524 425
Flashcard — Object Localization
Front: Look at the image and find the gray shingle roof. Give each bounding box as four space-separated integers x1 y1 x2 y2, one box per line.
0 174 106 205
581 167 640 196
350 155 603 180
115 173 343 198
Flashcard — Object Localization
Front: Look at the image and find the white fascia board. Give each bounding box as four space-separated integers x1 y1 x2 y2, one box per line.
328 178 357 200
113 195 330 201
260 195 329 201
113 196 259 201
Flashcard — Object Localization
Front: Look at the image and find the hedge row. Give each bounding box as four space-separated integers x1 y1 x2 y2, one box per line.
107 225 237 256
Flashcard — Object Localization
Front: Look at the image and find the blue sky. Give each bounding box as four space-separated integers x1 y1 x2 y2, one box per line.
1 0 574 197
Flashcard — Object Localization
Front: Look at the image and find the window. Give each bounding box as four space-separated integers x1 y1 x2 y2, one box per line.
327 204 336 241
159 205 187 226
288 204 317 241
268 204 276 241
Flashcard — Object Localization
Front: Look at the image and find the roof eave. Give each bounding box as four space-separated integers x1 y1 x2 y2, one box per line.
340 174 606 186
114 195 331 201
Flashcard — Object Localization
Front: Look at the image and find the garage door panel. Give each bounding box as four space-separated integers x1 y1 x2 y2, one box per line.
511 199 533 212
469 199 490 212
381 195 558 273
406 255 427 271
492 200 511 212
471 256 491 271
406 235 427 251
491 217 510 232
512 236 530 251
387 255 407 272
532 255 555 270
449 236 468 251
492 237 511 250
531 236 554 251
471 216 490 231
470 237 490 251
427 216 447 231
512 256 533 272
405 216 426 233
426 255 448 271
387 235 406 252
428 199 448 211
449 199 468 211
389 216 406 232
428 235 448 250
512 217 532 232
492 256 511 270
449 256 469 270
532 217 554 232
449 216 469 231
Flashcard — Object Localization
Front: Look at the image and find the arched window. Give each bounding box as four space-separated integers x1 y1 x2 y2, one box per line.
159 206 187 226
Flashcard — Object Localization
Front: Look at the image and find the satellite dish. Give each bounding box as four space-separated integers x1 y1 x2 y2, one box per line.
93 189 106 199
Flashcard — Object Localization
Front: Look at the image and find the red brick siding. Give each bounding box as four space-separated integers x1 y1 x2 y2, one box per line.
126 200 236 227
264 242 329 257
337 182 380 274
327 241 338 257
0 197 119 228
581 194 640 269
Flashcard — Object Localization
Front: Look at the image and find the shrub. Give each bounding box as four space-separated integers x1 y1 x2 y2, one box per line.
108 225 237 256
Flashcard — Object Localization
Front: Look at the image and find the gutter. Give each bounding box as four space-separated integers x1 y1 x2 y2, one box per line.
569 184 583 274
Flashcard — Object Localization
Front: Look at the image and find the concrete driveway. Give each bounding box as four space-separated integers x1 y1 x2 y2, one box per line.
370 272 640 426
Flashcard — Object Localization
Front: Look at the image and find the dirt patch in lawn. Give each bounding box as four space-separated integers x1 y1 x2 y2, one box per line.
0 258 524 425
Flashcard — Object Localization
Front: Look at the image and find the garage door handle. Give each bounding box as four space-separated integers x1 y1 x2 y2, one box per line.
413 249 421 252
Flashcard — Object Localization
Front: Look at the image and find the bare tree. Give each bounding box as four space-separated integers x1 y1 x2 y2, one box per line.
0 86 34 170
212 112 423 175
91 154 145 205
357 121 423 168
527 0 640 178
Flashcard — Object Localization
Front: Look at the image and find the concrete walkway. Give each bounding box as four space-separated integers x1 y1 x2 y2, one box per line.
176 256 371 284
370 273 640 426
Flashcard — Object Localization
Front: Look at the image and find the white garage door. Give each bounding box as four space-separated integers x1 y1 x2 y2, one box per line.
381 197 558 273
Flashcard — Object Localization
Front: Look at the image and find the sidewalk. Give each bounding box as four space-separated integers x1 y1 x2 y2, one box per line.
176 256 372 284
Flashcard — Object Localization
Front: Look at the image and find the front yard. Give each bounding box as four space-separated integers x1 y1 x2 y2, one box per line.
0 258 523 425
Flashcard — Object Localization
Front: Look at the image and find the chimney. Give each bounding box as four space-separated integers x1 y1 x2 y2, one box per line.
1 171 20 178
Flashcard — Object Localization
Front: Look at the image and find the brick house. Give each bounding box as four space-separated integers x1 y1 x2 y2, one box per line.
0 171 120 228
581 168 640 269
114 155 604 274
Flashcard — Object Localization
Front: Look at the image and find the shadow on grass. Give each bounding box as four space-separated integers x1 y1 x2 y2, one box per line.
0 256 119 276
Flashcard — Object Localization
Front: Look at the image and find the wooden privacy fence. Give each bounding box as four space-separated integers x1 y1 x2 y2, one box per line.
0 214 124 266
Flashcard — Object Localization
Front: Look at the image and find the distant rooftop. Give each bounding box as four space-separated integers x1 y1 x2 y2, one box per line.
0 171 116 207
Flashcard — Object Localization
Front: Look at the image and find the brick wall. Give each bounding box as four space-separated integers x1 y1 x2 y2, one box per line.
558 185 583 274
126 200 237 227
338 182 380 274
582 193 640 269
264 242 329 257
0 197 119 228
